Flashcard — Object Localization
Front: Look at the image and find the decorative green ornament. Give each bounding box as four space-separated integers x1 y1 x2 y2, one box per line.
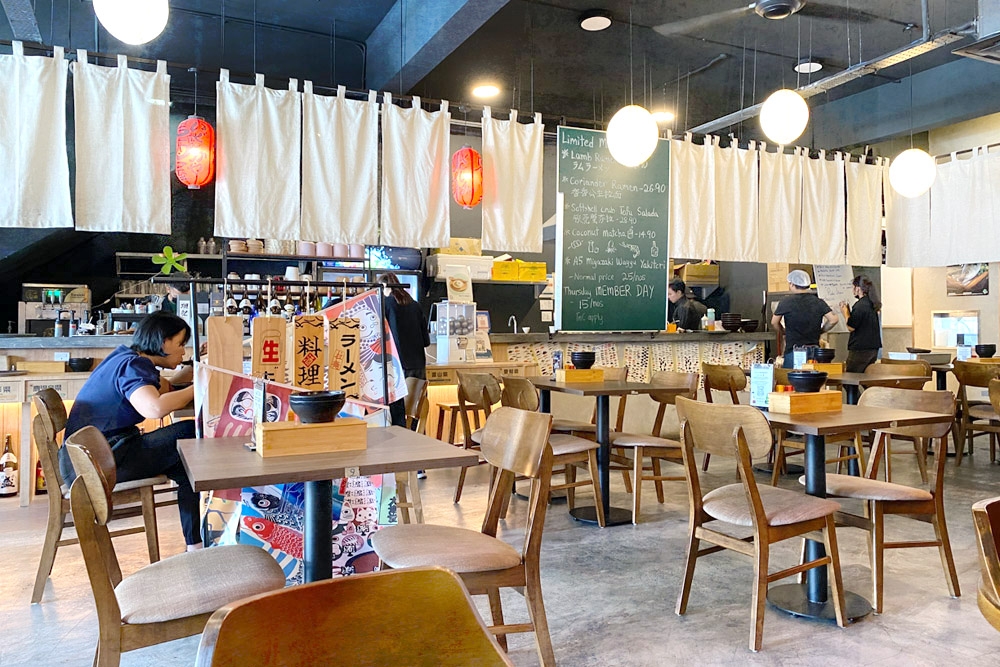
152 246 188 274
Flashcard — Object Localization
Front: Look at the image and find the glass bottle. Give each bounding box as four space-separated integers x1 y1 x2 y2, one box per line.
206 237 217 254
0 434 18 497
197 237 207 254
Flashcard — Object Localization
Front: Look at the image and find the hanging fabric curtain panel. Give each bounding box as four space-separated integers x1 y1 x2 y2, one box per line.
72 52 170 234
713 139 759 262
884 162 933 268
301 84 379 245
930 148 999 266
845 158 885 266
668 134 716 260
757 146 804 263
215 71 302 241
380 94 451 249
0 42 72 228
480 107 545 253
799 150 846 265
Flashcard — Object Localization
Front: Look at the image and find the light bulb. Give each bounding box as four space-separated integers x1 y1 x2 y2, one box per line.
889 148 937 198
93 0 169 46
760 89 809 146
606 105 659 167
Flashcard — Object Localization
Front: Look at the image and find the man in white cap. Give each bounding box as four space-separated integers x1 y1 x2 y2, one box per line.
771 270 838 368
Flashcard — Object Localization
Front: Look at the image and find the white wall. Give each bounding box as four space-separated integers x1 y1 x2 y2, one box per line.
929 111 1000 155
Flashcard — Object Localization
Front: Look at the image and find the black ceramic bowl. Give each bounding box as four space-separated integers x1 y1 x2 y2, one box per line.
907 347 931 354
786 371 828 393
570 351 596 370
740 319 759 333
721 320 743 332
976 344 997 359
289 390 346 424
67 357 94 372
813 348 836 363
721 312 742 323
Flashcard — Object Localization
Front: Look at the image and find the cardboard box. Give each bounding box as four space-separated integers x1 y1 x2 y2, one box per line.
517 261 547 282
556 368 605 383
426 254 496 280
768 263 813 292
254 418 368 458
767 390 842 414
430 237 482 256
800 362 845 376
677 263 719 284
492 261 520 281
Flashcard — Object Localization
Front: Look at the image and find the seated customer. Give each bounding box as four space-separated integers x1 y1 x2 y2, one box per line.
668 278 707 331
58 312 201 550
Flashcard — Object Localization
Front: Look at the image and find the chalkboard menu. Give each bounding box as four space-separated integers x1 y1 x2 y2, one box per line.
556 127 670 331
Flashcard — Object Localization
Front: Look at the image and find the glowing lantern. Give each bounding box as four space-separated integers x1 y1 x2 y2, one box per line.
175 116 215 189
451 146 483 208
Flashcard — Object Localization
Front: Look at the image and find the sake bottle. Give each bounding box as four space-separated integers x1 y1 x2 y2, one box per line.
0 434 18 497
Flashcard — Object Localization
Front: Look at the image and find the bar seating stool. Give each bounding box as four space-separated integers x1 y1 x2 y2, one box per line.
972 496 1000 632
195 567 513 666
30 388 170 604
395 377 429 524
372 407 557 666
811 387 960 614
608 371 698 524
673 397 846 652
453 372 502 503
65 426 286 667
700 363 747 472
953 360 1000 465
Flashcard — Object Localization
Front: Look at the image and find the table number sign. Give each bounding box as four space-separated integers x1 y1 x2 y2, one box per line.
289 314 326 390
251 316 286 382
329 318 361 398
750 363 775 407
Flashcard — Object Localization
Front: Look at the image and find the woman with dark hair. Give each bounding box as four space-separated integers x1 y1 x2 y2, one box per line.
840 274 882 373
58 311 203 549
379 272 429 430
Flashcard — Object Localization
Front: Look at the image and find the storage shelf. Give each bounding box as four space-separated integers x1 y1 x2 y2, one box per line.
225 252 364 263
433 278 547 286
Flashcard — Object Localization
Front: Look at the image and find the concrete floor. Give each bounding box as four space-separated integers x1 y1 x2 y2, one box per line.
3 439 1000 666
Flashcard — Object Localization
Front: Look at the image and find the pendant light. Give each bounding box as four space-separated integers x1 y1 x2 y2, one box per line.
760 89 809 145
175 70 215 190
606 4 658 167
889 61 935 198
93 0 169 45
451 146 483 208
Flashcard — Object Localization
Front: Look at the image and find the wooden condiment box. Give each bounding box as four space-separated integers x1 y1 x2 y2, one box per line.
968 358 1000 364
253 418 367 458
767 390 842 414
556 368 605 383
16 360 67 373
800 362 845 376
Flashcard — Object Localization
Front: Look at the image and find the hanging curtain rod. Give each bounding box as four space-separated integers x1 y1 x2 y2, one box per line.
934 142 1000 161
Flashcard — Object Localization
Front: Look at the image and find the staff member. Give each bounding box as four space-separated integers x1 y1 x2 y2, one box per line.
772 270 838 368
160 272 192 315
667 278 707 331
840 274 882 372
380 272 430 429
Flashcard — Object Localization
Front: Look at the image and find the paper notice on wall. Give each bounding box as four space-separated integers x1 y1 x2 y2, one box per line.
541 311 553 323
813 264 855 333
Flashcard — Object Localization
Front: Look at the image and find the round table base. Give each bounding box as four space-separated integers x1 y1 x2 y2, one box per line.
569 505 632 527
752 462 804 476
767 584 872 622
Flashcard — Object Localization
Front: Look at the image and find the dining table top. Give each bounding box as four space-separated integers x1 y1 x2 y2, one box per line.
761 404 952 436
825 372 932 387
526 376 692 397
178 426 479 492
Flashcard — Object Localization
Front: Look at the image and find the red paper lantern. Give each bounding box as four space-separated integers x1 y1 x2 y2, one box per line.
451 145 483 208
176 115 215 189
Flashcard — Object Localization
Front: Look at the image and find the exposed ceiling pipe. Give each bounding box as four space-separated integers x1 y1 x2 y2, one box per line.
0 0 42 43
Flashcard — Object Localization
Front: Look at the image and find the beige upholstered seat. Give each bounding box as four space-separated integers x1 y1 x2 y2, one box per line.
703 484 840 527
372 524 522 573
969 404 999 421
815 475 932 502
549 433 598 455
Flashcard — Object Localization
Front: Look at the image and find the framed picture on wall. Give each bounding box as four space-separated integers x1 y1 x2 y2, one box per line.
947 263 989 296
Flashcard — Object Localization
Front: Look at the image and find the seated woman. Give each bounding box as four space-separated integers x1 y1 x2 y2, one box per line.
58 312 202 550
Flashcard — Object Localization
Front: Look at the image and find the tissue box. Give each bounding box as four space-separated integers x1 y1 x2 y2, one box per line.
518 261 547 282
426 254 495 280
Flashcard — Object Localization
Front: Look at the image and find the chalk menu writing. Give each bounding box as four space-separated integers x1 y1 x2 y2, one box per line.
555 126 669 331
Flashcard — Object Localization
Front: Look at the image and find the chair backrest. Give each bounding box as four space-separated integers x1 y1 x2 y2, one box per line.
990 378 1000 418
195 566 514 667
456 372 502 443
973 497 1000 620
646 372 699 438
863 362 929 390
32 413 65 497
954 360 1000 390
595 365 627 381
880 358 933 375
500 377 540 411
702 363 747 403
33 388 67 444
403 376 429 434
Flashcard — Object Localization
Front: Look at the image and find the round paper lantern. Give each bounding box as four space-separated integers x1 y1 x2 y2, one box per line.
176 116 215 190
606 105 659 167
760 89 809 145
93 0 169 45
889 148 937 198
451 146 483 208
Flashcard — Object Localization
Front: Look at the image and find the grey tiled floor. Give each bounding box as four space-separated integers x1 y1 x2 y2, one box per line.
3 439 1000 666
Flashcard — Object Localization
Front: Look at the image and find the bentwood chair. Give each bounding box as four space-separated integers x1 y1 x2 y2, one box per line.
453 372 502 503
195 567 514 666
396 376 429 524
65 426 285 667
699 363 747 471
861 361 930 390
816 388 960 613
972 497 1000 632
953 361 1000 465
30 389 168 604
372 407 557 666
674 397 846 652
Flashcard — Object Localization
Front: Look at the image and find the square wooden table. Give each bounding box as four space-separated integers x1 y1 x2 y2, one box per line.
527 377 691 527
761 405 952 622
178 426 478 582
825 373 932 404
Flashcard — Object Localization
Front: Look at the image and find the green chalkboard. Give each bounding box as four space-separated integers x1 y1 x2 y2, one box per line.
555 126 670 331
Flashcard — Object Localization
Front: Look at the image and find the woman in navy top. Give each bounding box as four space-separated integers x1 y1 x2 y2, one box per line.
60 312 201 548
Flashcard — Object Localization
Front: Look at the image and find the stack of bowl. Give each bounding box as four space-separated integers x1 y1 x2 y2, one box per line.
740 319 759 333
721 313 743 332
570 351 596 369
813 348 836 363
976 344 996 359
246 239 264 254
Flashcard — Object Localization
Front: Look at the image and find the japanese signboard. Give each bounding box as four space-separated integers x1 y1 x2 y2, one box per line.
251 316 286 382
289 314 326 390
329 318 361 398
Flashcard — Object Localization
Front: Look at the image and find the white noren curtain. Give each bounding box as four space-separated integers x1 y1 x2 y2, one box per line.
845 159 884 266
758 146 803 263
714 139 759 262
800 150 846 265
668 134 716 259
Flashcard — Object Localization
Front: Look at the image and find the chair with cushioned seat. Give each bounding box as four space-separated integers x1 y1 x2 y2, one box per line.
951 360 1000 465
65 426 286 667
811 387 959 613
674 397 846 652
972 496 1000 633
395 376 429 524
861 361 930 390
372 406 556 666
699 363 748 472
453 372 503 503
30 388 170 604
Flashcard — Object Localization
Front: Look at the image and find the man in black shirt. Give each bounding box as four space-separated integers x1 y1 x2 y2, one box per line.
771 270 838 368
668 278 707 331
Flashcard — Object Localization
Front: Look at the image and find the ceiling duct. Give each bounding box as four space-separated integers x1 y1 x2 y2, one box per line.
953 0 1000 64
0 0 42 43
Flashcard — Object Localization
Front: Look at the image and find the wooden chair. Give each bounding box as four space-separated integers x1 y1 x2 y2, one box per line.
879 357 933 376
65 426 286 667
396 376 429 524
972 496 1000 632
817 388 960 613
953 360 1000 465
195 566 514 666
372 407 556 666
609 371 698 524
453 372 502 503
674 397 846 652
30 389 168 604
700 363 747 471
861 361 929 390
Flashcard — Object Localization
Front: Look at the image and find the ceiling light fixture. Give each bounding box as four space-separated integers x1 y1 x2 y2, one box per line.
93 0 169 45
651 110 675 124
889 61 935 198
793 59 822 74
760 88 809 145
472 84 500 99
579 9 612 31
606 5 658 167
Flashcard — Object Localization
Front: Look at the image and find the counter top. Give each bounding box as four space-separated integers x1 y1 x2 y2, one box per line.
489 331 775 344
0 335 130 349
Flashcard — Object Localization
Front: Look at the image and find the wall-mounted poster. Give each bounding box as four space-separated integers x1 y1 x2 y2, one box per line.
947 264 989 296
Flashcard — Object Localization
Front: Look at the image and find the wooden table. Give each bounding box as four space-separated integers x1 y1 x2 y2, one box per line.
931 363 953 391
527 377 690 527
761 405 952 622
825 373 932 404
178 426 478 582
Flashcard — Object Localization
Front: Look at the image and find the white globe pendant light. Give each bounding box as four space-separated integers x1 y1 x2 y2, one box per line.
760 89 809 146
889 148 937 198
94 0 170 45
606 105 659 167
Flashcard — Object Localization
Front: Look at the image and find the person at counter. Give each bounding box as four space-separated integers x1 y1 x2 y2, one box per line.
57 312 202 550
840 274 882 372
772 270 838 368
159 272 192 315
380 272 430 432
667 279 707 331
